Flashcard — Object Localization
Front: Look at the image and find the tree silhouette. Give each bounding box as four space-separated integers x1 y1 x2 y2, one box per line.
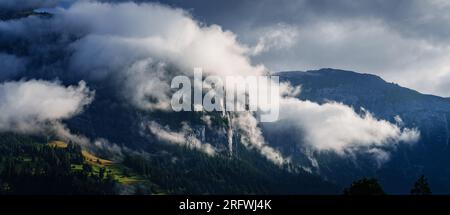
343 177 385 195
410 175 431 195
99 167 106 179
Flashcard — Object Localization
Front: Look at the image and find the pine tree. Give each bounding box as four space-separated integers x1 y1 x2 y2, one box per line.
343 177 385 195
410 175 432 195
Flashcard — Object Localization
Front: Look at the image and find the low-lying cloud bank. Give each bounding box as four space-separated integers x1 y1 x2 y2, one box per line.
147 121 216 156
265 98 420 161
0 80 93 133
0 79 125 158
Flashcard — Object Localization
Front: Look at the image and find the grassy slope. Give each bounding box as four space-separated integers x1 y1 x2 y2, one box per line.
49 141 142 185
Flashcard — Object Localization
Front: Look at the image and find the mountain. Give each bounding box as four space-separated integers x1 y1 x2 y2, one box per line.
0 81 339 195
276 68 450 194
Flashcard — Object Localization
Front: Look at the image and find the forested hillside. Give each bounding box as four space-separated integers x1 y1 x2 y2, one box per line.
0 133 338 194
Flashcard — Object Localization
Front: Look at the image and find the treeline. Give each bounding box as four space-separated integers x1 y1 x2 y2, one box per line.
5 132 435 195
0 133 116 194
0 132 339 195
344 175 432 195
122 143 338 194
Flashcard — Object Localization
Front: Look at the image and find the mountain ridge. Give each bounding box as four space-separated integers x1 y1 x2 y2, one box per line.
278 68 446 101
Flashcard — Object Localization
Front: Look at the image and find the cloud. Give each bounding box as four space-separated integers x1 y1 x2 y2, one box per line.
263 97 420 159
51 122 127 160
232 112 288 165
249 23 299 55
147 121 216 156
0 80 94 133
58 1 265 110
51 121 91 145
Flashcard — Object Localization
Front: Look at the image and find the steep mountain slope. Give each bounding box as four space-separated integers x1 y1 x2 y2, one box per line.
0 9 339 195
64 84 339 194
275 68 450 193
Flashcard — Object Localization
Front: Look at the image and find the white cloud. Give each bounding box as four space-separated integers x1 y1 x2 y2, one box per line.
264 97 420 159
250 23 299 55
232 112 288 165
147 121 216 156
0 80 94 133
60 1 265 111
51 121 90 146
51 122 126 160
